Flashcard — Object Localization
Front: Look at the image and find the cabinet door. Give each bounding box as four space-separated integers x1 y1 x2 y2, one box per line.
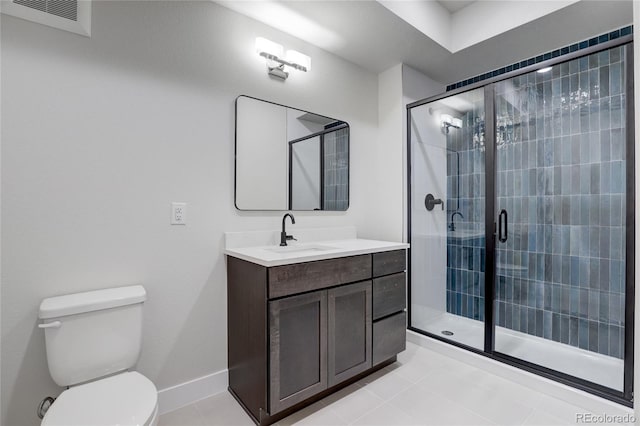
327 281 372 387
269 291 327 414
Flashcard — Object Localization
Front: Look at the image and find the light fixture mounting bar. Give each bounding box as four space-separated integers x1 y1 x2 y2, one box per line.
259 52 308 72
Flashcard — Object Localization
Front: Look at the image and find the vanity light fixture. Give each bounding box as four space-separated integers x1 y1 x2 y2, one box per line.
256 37 311 80
537 66 553 73
440 114 462 133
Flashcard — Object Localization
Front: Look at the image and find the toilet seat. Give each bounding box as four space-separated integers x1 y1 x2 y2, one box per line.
42 371 158 426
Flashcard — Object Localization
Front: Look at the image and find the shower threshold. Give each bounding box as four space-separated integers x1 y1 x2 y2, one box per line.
411 305 623 391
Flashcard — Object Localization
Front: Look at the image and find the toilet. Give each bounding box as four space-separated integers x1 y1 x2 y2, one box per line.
38 285 158 426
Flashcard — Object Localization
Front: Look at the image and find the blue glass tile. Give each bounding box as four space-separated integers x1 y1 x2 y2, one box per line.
535 55 544 63
600 293 610 323
610 325 621 358
543 52 552 60
611 161 624 194
579 40 589 50
621 26 632 36
543 311 552 339
570 43 579 53
560 287 570 315
551 313 560 342
588 320 599 352
589 228 600 258
579 57 588 72
610 293 622 325
600 226 610 258
588 290 600 321
610 30 620 40
578 319 589 349
588 37 598 47
570 256 580 286
513 62 520 70
598 34 609 44
528 58 536 66
570 287 579 316
598 323 609 355
552 49 561 58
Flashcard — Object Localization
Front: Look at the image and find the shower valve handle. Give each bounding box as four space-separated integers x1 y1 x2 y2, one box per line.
425 194 444 211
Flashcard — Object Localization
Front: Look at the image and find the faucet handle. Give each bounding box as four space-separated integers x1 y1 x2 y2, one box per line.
286 235 297 242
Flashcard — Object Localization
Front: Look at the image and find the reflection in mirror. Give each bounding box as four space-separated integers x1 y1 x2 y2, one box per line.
235 96 349 211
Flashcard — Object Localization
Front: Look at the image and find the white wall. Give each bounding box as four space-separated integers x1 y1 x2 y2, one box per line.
0 2 381 425
375 64 404 242
291 136 320 210
408 103 448 314
377 63 445 316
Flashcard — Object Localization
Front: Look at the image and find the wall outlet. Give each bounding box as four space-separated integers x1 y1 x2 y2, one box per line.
171 202 187 225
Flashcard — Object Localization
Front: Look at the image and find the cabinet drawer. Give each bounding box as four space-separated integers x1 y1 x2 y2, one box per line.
372 273 406 320
372 312 406 366
372 250 406 277
268 255 371 299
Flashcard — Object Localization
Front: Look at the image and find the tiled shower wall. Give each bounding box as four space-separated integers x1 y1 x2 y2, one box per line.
445 98 486 321
445 45 627 359
323 127 349 210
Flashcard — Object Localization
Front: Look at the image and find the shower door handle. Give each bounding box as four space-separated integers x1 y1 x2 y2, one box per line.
498 209 508 243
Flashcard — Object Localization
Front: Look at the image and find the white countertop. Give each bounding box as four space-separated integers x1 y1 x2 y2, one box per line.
224 238 409 267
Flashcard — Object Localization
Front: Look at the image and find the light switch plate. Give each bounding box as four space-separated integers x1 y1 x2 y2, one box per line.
171 202 187 225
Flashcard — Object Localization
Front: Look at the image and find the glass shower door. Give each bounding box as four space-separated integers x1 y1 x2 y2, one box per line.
409 88 486 350
492 46 628 392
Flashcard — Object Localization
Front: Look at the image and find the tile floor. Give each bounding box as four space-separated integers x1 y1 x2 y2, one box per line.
158 342 633 426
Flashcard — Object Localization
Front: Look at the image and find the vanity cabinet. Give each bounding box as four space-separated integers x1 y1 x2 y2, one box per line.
227 249 406 425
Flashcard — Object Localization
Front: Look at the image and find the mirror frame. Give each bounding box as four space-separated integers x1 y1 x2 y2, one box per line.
234 95 350 211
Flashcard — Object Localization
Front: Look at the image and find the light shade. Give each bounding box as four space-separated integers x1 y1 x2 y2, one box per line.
255 37 283 60
451 117 463 128
285 50 311 72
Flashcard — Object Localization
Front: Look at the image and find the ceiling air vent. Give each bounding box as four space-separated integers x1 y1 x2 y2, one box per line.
1 0 90 37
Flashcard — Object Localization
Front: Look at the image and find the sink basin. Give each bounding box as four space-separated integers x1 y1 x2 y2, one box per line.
264 244 337 254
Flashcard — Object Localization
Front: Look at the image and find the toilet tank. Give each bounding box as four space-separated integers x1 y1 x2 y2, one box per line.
38 285 146 387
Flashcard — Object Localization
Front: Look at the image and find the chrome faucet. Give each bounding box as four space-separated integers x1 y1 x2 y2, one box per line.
280 213 297 246
449 211 464 231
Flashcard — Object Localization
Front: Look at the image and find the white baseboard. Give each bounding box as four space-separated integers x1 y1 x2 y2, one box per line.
407 330 633 416
157 369 228 415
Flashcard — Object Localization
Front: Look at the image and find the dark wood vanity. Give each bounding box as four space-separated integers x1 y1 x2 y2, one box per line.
227 249 407 425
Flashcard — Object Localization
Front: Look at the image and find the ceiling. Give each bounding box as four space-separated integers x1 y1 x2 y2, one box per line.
437 0 476 13
216 0 633 85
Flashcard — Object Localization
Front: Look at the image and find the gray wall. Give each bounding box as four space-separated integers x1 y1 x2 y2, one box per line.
0 2 384 424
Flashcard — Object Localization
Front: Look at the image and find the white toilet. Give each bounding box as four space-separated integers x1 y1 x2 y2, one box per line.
38 285 158 426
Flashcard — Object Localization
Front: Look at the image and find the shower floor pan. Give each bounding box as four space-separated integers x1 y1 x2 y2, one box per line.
411 305 623 391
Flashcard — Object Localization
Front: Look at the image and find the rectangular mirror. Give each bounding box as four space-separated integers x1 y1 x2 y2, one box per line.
235 95 349 211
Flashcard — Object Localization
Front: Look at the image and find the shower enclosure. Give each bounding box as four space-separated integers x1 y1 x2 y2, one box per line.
407 39 634 405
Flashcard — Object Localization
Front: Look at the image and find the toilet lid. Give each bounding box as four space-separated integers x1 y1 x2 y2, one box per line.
42 371 157 426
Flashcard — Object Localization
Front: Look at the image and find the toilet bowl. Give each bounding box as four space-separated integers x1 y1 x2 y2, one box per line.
41 372 158 426
38 285 158 426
